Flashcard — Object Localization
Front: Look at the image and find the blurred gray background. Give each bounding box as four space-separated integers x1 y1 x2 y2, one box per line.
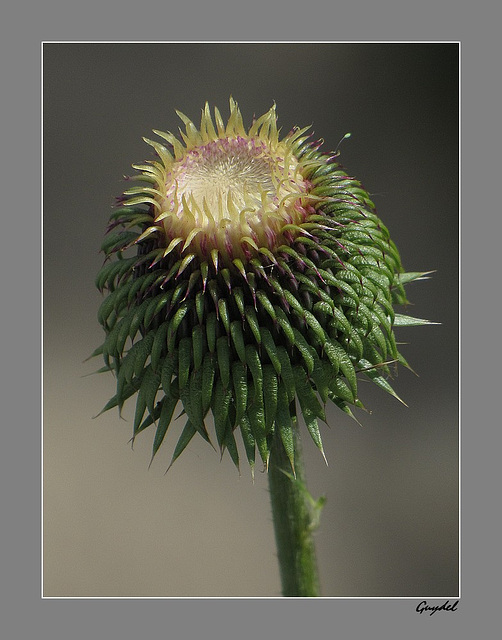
43 43 459 597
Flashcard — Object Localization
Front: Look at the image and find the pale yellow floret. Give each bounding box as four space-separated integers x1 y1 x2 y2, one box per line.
126 98 322 262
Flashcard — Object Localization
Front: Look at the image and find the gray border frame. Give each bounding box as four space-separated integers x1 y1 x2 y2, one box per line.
2 0 499 637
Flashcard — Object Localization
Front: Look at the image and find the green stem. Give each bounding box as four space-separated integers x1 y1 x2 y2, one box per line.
268 415 320 597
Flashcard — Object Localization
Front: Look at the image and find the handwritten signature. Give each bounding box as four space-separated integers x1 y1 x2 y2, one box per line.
416 600 459 615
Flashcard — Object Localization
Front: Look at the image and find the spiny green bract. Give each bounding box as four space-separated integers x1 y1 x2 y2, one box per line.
92 107 430 476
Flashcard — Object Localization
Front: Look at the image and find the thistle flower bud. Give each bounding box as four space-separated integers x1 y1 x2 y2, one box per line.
94 98 430 474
